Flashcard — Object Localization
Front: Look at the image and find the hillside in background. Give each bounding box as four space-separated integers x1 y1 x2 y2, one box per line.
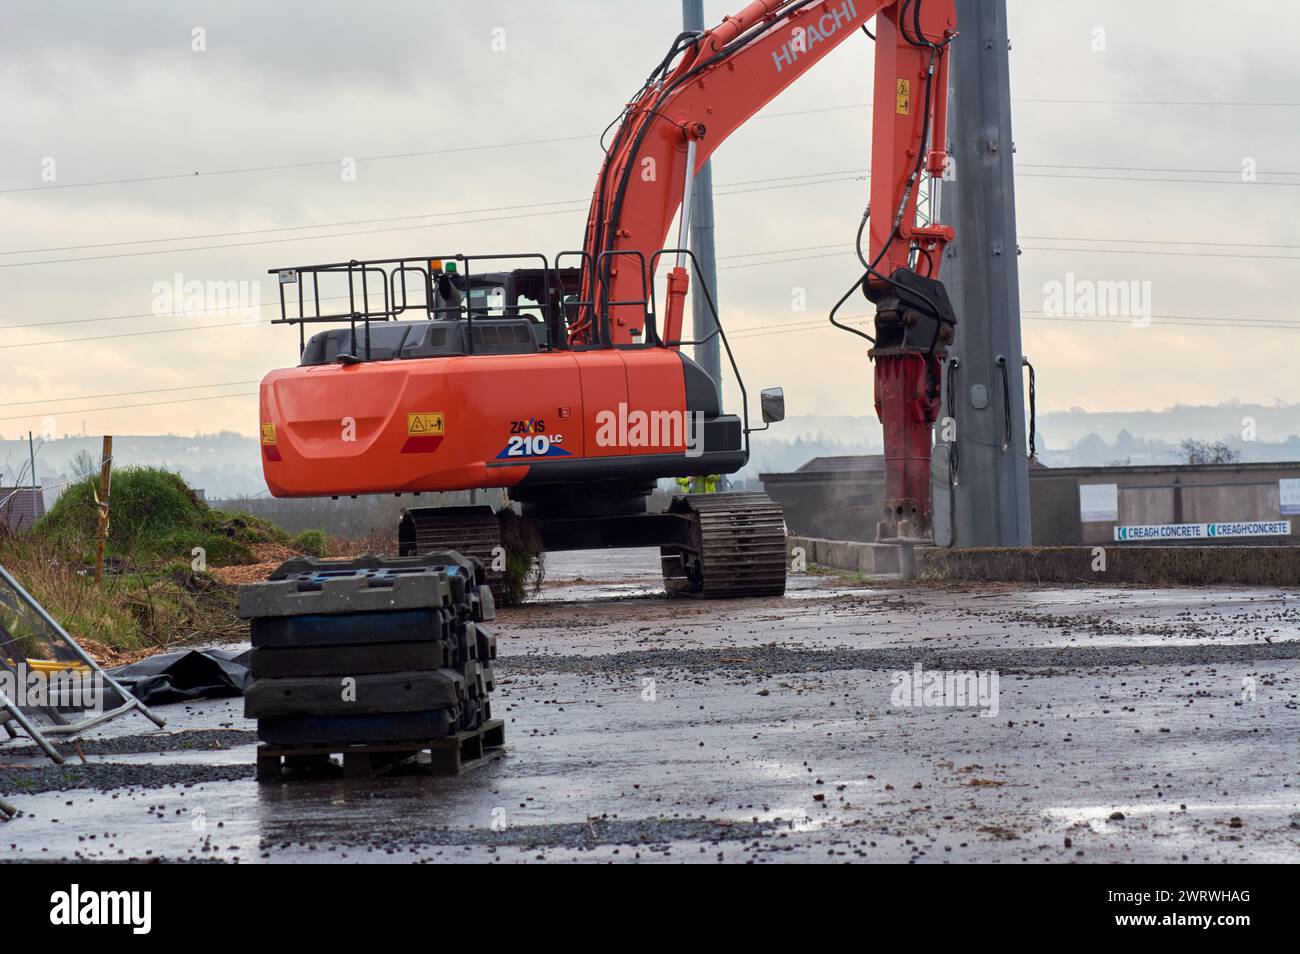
0 432 262 501
1034 400 1300 451
743 400 1300 474
4 399 1296 501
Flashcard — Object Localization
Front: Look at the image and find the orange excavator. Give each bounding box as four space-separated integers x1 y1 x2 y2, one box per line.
259 0 958 598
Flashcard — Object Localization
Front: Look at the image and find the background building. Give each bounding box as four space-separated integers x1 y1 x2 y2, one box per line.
762 458 1300 546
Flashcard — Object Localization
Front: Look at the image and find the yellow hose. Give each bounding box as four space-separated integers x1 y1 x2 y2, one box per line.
2 657 91 674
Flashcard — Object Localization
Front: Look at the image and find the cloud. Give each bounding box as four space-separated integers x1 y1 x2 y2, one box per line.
1 0 1297 442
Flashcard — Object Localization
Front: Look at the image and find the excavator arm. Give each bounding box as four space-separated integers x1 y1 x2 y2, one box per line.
579 0 958 537
577 0 956 346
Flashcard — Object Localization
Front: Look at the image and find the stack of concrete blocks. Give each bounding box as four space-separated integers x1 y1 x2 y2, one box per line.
239 552 502 781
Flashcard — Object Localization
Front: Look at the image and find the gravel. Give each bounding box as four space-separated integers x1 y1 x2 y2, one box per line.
497 640 1300 676
0 729 255 761
0 763 252 795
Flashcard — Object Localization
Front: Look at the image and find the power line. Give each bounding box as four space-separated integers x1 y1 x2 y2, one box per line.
1023 314 1300 330
10 227 1293 333
0 208 586 269
7 162 1292 261
719 250 855 271
0 245 870 344
1018 171 1299 188
0 199 590 257
7 168 1290 272
777 98 1300 111
1017 163 1300 177
721 241 1300 272
5 289 405 331
9 235 1300 347
0 170 860 258
0 135 596 195
722 306 1300 341
728 310 1300 342
4 308 237 331
0 454 113 510
1021 245 1300 261
10 227 1289 332
6 93 1295 196
1020 235 1300 250
0 174 865 270
1015 98 1300 107
6 303 1295 419
5 166 1294 271
719 242 848 261
1020 312 1300 329
0 391 258 424
3 380 261 407
0 320 258 351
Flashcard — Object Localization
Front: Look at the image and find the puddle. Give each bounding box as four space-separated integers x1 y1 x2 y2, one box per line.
1042 800 1300 833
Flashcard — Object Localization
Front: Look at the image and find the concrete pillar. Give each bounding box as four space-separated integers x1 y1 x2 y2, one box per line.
932 0 1031 547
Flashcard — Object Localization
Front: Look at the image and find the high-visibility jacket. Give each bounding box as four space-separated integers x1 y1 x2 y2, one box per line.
676 475 721 494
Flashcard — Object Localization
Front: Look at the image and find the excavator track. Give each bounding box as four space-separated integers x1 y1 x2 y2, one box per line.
399 506 504 599
660 491 787 598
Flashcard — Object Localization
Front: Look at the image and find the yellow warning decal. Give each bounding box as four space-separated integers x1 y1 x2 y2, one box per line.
407 412 445 436
261 423 277 444
896 78 911 115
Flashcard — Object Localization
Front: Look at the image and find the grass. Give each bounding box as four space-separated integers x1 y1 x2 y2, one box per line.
0 534 242 655
291 528 328 557
0 467 272 656
0 467 555 655
2 538 143 652
35 466 289 568
497 508 545 605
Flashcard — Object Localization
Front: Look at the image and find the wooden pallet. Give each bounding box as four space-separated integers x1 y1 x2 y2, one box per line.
255 719 505 782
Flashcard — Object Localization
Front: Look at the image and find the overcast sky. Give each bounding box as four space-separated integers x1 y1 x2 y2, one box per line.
2 0 1297 446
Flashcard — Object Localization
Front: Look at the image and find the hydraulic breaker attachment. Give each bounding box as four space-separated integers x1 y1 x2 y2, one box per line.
867 269 957 539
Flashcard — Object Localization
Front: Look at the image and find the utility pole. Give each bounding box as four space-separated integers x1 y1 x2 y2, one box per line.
681 0 723 407
27 431 38 530
932 0 1031 546
94 436 113 582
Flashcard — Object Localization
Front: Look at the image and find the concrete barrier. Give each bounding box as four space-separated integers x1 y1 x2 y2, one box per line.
788 535 916 579
789 537 1299 586
916 546 1300 587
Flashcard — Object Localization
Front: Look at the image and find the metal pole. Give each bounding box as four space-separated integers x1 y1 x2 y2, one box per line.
0 683 66 763
677 139 698 267
94 436 113 583
0 565 166 729
682 0 723 408
932 0 1031 547
27 431 37 531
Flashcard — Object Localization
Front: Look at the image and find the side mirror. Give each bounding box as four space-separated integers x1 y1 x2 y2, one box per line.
760 386 785 424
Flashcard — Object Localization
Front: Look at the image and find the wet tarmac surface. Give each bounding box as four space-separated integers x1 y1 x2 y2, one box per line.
2 549 1297 863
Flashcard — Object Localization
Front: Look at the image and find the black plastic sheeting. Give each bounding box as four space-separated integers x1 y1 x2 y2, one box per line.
107 648 251 706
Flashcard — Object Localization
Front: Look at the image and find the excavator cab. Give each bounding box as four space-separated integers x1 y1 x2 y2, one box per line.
285 264 583 365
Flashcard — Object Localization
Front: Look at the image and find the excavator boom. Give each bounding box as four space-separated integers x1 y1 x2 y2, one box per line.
578 0 955 347
578 0 957 535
